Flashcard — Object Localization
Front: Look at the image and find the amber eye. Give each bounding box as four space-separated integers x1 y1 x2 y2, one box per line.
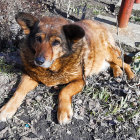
52 39 60 46
35 36 42 43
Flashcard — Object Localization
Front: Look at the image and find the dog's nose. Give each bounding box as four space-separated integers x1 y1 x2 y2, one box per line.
35 57 45 65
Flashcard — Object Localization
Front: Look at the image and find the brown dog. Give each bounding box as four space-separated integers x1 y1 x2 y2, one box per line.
0 13 134 125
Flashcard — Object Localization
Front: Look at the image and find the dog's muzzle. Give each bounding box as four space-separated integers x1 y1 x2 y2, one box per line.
34 56 53 68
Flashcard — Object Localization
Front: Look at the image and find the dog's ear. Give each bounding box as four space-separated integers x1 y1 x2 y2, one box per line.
63 24 85 42
15 12 39 35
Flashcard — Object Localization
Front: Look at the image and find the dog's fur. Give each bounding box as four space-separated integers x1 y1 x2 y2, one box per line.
0 13 134 124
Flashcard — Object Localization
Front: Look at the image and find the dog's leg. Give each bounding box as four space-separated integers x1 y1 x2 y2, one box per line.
57 79 85 125
112 59 134 80
108 47 134 80
110 62 123 78
0 74 38 121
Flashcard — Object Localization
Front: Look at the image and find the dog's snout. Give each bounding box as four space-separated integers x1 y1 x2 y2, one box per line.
35 57 45 65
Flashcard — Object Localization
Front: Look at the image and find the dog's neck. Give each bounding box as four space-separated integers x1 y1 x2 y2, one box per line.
49 58 62 72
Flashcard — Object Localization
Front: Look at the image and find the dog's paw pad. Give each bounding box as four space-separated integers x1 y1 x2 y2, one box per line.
57 104 73 125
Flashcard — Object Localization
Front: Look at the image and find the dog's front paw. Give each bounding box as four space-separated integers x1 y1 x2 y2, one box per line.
128 72 135 80
113 66 123 78
57 102 73 125
113 69 123 78
0 106 16 121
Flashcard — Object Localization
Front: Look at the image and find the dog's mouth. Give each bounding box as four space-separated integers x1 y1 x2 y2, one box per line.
35 60 53 68
34 57 53 68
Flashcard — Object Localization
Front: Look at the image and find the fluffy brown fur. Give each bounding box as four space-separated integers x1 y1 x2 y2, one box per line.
0 13 134 125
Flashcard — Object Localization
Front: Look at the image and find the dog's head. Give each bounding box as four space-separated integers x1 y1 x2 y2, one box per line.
16 12 85 68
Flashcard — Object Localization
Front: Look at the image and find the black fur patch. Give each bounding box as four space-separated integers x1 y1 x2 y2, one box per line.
63 24 85 41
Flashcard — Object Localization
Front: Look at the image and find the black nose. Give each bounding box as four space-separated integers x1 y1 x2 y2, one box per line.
35 56 45 65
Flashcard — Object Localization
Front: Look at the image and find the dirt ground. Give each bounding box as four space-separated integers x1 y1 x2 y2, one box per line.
0 0 140 139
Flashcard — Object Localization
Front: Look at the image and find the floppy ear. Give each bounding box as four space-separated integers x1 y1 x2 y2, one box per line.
15 12 39 35
63 24 85 42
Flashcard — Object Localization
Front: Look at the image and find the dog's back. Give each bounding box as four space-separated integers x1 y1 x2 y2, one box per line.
74 20 119 77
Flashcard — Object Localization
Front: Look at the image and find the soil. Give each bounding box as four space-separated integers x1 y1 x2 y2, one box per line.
0 0 140 139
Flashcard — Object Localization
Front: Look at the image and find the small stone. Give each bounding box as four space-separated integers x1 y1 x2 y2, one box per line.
128 89 132 94
112 12 115 16
132 102 137 106
35 95 43 102
87 128 91 132
40 135 43 139
67 130 71 135
129 137 136 140
135 89 140 96
124 86 129 91
130 98 136 102
26 98 32 105
89 101 95 110
116 78 122 83
76 99 82 104
0 88 5 94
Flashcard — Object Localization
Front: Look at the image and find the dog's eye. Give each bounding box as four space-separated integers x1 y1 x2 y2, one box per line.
35 36 42 43
52 40 60 46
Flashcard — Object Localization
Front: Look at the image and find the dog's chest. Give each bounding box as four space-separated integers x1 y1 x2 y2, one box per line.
23 56 82 87
29 62 82 86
